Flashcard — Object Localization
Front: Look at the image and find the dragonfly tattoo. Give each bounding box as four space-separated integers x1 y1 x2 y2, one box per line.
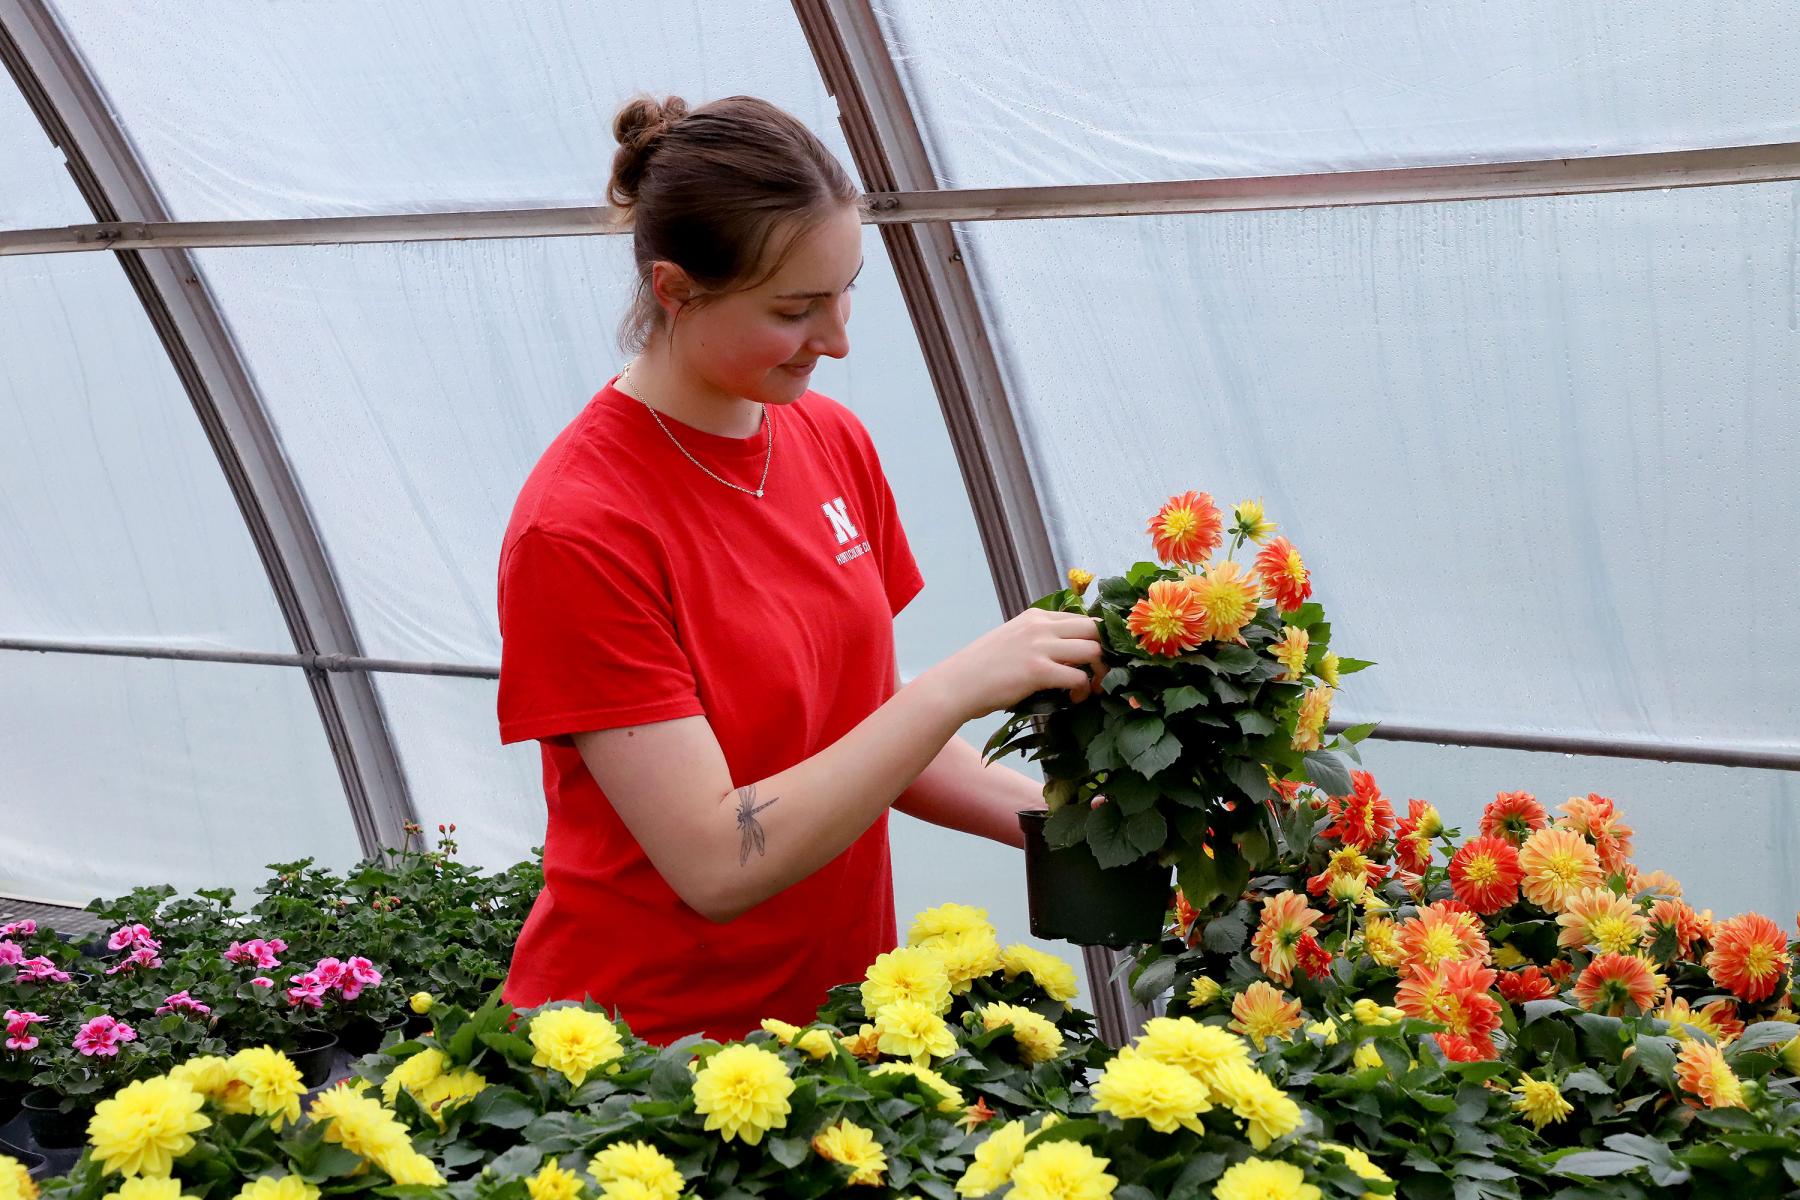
736 784 779 866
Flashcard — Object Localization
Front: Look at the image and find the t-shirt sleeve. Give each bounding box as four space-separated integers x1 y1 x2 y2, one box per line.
495 523 704 745
841 411 925 617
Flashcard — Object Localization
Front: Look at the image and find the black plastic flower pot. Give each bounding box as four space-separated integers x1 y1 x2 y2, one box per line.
288 1034 340 1089
0 1083 22 1130
20 1088 88 1150
1019 809 1172 948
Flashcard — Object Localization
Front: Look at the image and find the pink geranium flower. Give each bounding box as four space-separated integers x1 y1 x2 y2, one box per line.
73 1015 137 1057
223 937 285 970
4 1009 46 1051
0 920 36 938
312 957 346 988
0 941 21 966
286 971 328 1009
155 991 211 1018
105 946 163 975
250 976 274 988
339 957 383 1001
17 957 71 983
106 924 159 952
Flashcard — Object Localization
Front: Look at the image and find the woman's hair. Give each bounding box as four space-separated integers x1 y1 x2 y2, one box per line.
608 94 864 353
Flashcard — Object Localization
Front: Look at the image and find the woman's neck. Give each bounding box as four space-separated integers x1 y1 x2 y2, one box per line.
618 348 764 439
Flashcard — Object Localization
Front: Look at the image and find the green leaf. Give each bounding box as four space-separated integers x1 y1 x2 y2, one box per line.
1131 957 1178 1004
1283 602 1324 628
1201 902 1253 954
1085 802 1138 869
1124 808 1168 857
1731 1021 1800 1057
1025 1118 1107 1148
1117 715 1166 761
1127 731 1183 779
1339 721 1379 743
1043 803 1087 850
1301 750 1352 796
1211 644 1260 674
1521 998 1573 1024
766 1136 808 1169
1560 1068 1612 1095
1235 710 1276 736
1551 1151 1647 1179
1163 686 1206 715
1085 725 1123 773
1335 657 1375 675
1104 771 1160 816
1630 1035 1677 1087
468 1087 536 1130
1224 757 1271 804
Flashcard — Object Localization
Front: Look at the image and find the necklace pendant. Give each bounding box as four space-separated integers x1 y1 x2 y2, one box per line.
754 489 764 498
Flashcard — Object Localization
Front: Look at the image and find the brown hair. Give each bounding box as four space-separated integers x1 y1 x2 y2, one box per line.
607 94 864 354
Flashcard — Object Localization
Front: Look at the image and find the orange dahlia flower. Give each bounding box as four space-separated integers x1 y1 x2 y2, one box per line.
1184 560 1262 644
1229 981 1303 1050
1647 899 1705 961
1397 900 1491 973
1253 536 1312 613
1632 869 1682 901
1398 958 1500 1046
1437 1032 1498 1062
1305 844 1386 905
1480 791 1548 845
1291 685 1333 753
1270 625 1309 682
1558 793 1635 876
1127 579 1208 657
1147 490 1223 566
1322 772 1396 850
1296 932 1333 981
1705 913 1790 1003
1573 952 1664 1016
1675 1040 1746 1109
1497 966 1558 1004
1250 891 1324 986
1555 887 1650 954
1448 836 1523 915
1517 827 1603 913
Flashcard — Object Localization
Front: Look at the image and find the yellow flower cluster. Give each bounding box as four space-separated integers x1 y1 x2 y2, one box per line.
908 902 1003 995
529 1006 625 1087
589 1141 684 1200
525 1160 584 1200
1009 1140 1116 1200
1 1153 39 1200
1091 1053 1210 1132
999 944 1080 1005
861 946 953 1018
379 1047 487 1126
875 998 958 1063
1511 1077 1574 1130
977 1002 1065 1064
759 1017 835 1060
691 1044 795 1145
224 1047 307 1129
811 1118 887 1186
87 1076 211 1179
1214 1157 1320 1200
869 1061 965 1112
308 1081 445 1186
234 1178 318 1200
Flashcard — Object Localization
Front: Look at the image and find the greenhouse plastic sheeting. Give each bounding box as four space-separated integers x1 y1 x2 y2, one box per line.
0 655 359 905
46 0 850 220
0 74 84 228
963 183 1800 744
877 0 1800 187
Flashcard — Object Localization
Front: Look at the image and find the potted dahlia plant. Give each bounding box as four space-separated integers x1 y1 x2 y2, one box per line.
986 491 1372 946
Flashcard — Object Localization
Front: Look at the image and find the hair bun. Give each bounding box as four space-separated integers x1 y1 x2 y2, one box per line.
608 95 691 209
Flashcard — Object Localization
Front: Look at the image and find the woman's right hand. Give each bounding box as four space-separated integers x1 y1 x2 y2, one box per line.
928 607 1106 722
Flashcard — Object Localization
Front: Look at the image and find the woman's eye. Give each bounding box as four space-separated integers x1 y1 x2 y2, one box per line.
778 310 809 322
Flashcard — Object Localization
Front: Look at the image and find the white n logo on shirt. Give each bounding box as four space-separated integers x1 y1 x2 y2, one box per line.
822 496 859 545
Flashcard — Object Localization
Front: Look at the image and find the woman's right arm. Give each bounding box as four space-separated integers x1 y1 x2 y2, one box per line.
573 607 1102 923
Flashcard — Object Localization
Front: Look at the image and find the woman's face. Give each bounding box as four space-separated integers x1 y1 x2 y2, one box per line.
655 202 865 406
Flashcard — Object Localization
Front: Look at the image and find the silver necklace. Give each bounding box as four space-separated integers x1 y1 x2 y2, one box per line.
618 363 773 499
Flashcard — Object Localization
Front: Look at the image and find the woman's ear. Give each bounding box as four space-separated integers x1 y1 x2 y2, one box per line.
649 260 696 321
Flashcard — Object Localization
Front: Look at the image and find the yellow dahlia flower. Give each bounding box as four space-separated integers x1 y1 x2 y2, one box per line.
1185 559 1262 644
1271 626 1309 682
87 1075 210 1178
909 901 996 945
1292 685 1333 753
1214 1158 1321 1200
589 1141 683 1200
525 1161 584 1200
759 1018 833 1061
1067 568 1095 595
1132 1017 1249 1093
863 946 954 1017
1210 1059 1304 1150
408 992 434 1015
1008 1141 1116 1200
1187 976 1223 1009
1511 1076 1573 1129
876 999 958 1063
381 1048 446 1107
979 1003 1064 1064
166 1057 238 1110
100 1181 180 1200
1352 1042 1385 1071
922 928 1005 994
955 1119 1028 1197
1233 498 1277 544
1 1154 38 1200
529 1006 624 1086
1351 999 1405 1026
1322 1142 1390 1190
1676 1040 1746 1109
307 1082 443 1186
226 1047 305 1129
1317 652 1340 687
692 1044 794 1145
870 1061 964 1112
1000 944 1080 1005
1361 916 1403 968
812 1118 887 1186
1091 1053 1210 1132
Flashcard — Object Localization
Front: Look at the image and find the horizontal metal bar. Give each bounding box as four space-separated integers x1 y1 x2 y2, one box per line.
4 141 1798 257
0 636 498 679
1333 719 1800 773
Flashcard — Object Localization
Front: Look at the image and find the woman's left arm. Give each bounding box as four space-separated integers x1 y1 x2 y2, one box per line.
889 667 1046 847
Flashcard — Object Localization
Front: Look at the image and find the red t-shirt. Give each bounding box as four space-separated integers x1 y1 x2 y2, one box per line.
495 376 924 1044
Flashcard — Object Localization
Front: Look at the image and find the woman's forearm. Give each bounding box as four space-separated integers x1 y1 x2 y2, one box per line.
894 732 1046 847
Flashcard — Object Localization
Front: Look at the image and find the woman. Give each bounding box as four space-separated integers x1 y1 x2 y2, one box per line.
496 94 1102 1044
